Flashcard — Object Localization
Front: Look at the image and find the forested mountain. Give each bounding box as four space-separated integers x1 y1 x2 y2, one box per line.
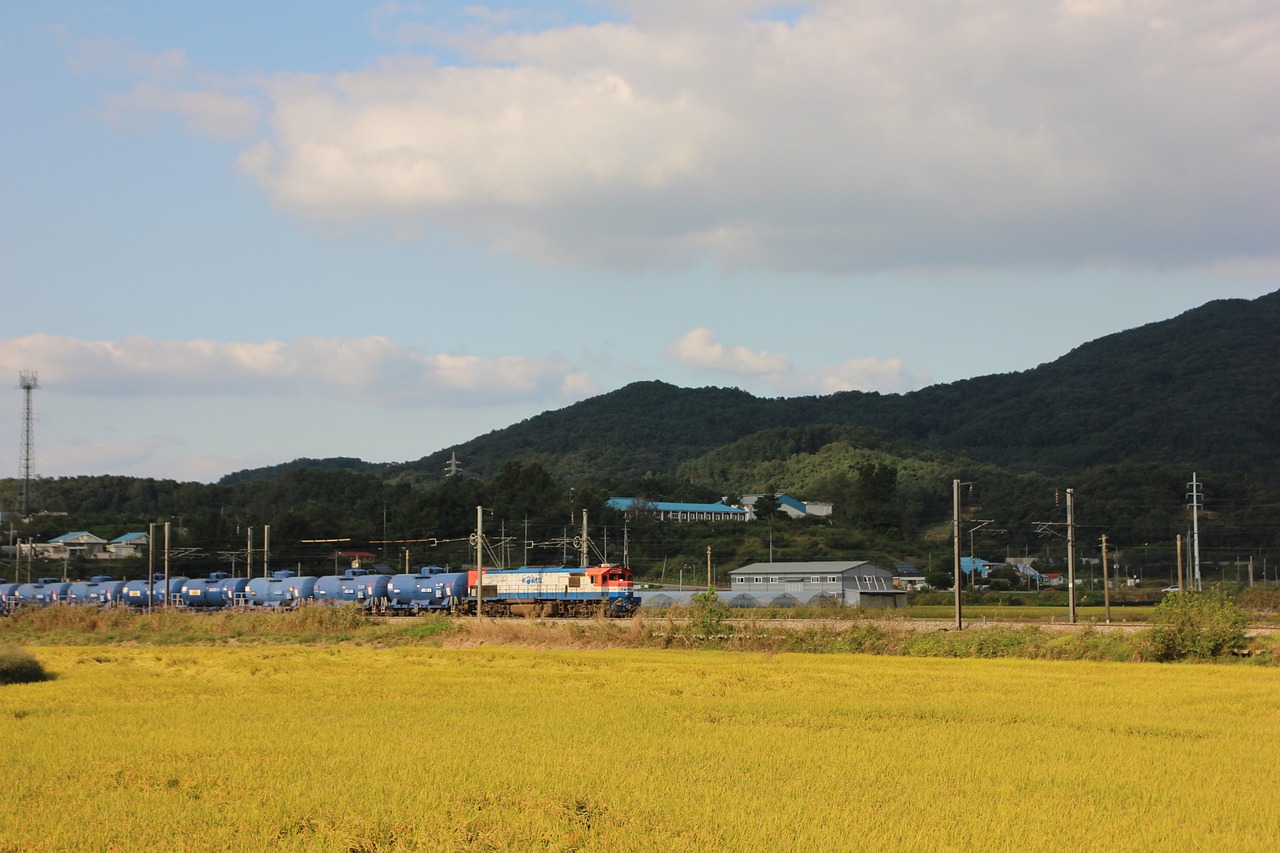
376 289 1280 488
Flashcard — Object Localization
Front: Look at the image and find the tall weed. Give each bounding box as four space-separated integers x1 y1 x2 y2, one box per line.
0 646 51 684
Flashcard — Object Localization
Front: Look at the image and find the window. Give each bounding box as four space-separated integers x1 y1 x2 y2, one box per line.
769 576 778 583
827 576 839 583
734 577 745 584
753 577 763 584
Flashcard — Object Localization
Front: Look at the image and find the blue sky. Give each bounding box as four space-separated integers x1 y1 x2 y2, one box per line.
2 1 1276 483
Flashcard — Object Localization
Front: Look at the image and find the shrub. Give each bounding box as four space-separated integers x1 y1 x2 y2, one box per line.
1148 589 1248 661
688 590 731 637
0 646 51 685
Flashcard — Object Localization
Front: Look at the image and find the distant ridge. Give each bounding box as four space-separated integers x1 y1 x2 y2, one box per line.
227 290 1280 488
221 456 389 485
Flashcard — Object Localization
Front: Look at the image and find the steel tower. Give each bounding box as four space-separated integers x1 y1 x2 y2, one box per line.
18 370 37 516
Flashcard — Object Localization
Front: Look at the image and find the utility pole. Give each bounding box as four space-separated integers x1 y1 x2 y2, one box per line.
148 522 156 612
1249 555 1255 587
952 479 962 630
1176 534 1184 592
263 525 270 579
1101 534 1111 624
706 546 712 591
475 505 484 620
1066 488 1076 624
580 510 589 569
1187 473 1203 591
163 521 171 609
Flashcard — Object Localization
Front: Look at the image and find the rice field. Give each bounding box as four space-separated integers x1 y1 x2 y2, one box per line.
3 645 1278 851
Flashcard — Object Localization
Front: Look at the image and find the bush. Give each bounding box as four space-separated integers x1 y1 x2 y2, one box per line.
688 590 731 637
0 646 51 685
1148 589 1248 661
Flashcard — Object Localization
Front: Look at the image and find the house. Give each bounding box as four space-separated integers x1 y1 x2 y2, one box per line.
337 550 380 569
893 562 927 591
105 532 149 559
37 532 108 559
960 556 996 579
606 498 748 523
727 560 907 608
738 493 833 520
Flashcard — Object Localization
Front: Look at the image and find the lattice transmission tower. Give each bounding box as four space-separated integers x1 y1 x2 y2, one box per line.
18 370 37 516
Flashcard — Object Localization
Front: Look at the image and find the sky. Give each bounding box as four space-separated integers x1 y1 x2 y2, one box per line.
1 1 1276 485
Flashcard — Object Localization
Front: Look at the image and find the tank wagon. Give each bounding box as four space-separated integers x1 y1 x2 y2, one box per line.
0 582 23 611
15 578 72 607
179 573 251 609
1 563 639 618
380 568 468 614
246 572 318 607
123 576 189 609
67 576 127 606
314 569 390 605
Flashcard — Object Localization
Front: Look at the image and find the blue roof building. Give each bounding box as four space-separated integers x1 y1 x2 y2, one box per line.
607 498 748 522
38 531 108 558
961 556 996 577
107 532 149 558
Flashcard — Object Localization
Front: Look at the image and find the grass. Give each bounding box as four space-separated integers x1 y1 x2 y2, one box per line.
4 604 1276 663
905 603 1159 622
2 646 1278 851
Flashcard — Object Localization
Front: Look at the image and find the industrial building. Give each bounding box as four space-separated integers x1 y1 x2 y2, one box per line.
726 560 907 608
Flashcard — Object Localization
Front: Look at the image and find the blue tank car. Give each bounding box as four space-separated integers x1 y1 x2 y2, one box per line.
122 577 158 607
179 573 235 609
66 576 126 606
314 569 391 604
381 571 468 613
0 583 22 611
211 576 250 607
246 572 317 607
16 579 71 606
121 575 188 608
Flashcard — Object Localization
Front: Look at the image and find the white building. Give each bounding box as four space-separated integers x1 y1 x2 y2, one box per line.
738 494 833 520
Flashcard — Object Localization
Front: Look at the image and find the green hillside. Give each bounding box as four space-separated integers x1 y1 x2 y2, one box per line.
375 289 1280 487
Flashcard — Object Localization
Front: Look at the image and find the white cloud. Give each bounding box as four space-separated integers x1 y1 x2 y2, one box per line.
90 1 1280 272
66 36 189 79
0 335 592 408
68 36 261 139
668 327 789 376
802 357 923 396
102 83 261 139
559 372 601 399
667 328 923 394
236 59 709 219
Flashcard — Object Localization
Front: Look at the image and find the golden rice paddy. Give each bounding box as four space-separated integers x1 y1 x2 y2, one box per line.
3 646 1278 851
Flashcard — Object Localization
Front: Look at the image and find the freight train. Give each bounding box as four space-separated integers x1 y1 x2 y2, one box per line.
0 563 641 618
